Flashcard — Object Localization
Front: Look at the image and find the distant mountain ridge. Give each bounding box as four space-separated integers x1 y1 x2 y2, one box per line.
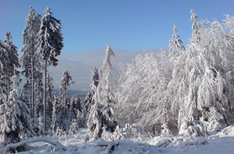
53 89 88 99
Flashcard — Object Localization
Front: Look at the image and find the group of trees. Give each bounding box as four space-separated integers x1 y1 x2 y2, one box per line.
114 10 234 136
0 6 79 151
2 7 234 152
20 6 64 137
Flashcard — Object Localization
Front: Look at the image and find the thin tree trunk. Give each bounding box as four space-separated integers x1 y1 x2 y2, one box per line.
6 78 9 100
44 60 47 136
31 59 35 119
64 88 67 115
30 79 32 117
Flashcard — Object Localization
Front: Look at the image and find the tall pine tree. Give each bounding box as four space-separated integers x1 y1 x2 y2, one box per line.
37 6 63 135
21 6 41 119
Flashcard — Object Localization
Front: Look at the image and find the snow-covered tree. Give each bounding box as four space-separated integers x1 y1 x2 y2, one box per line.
95 45 116 106
37 6 63 134
87 103 103 138
60 70 74 96
91 67 99 94
60 70 75 115
68 105 82 135
69 96 81 120
190 9 201 43
83 67 100 126
1 32 21 99
0 85 35 152
167 11 234 132
0 40 6 65
168 23 185 57
115 51 174 134
0 41 8 80
88 46 117 138
51 96 61 135
84 91 93 112
69 118 79 135
21 6 41 119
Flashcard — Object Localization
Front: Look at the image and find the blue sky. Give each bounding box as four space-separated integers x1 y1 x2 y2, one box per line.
1 0 234 54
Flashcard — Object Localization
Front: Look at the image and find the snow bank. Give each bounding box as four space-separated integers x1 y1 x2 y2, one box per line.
220 126 234 137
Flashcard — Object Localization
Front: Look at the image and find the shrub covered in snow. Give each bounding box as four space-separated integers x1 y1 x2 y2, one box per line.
101 124 147 141
69 119 79 136
87 102 117 139
178 117 207 138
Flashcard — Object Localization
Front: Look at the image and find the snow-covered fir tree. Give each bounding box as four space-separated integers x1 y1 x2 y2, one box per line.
0 75 35 152
87 46 117 139
95 45 116 106
168 23 185 57
69 96 82 125
68 109 81 136
21 6 41 119
37 6 63 134
60 70 75 116
51 96 62 135
0 41 7 74
87 102 103 138
83 91 93 113
2 32 21 99
91 67 99 94
83 67 100 126
190 9 202 43
69 118 79 136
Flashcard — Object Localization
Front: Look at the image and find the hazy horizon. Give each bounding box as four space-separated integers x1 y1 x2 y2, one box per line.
48 47 147 91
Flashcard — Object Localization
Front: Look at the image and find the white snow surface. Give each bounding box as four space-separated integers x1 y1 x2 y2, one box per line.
5 127 233 154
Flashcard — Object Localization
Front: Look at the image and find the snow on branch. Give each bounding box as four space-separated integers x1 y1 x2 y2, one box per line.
1 137 67 153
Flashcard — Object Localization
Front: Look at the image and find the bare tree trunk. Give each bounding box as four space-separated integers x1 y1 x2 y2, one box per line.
31 59 35 119
44 60 48 136
30 79 32 117
64 88 67 115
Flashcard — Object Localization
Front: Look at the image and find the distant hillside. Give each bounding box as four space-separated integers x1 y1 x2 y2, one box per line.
53 89 88 99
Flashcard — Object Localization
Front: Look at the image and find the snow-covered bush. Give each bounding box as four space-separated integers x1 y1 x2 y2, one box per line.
202 106 227 135
178 117 206 138
87 102 117 139
161 123 173 137
102 124 146 141
55 127 65 137
69 119 79 135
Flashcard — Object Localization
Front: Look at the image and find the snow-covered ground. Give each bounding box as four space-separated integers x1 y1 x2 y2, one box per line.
13 126 234 154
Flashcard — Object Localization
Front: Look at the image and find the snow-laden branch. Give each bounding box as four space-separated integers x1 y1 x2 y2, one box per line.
1 137 67 153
